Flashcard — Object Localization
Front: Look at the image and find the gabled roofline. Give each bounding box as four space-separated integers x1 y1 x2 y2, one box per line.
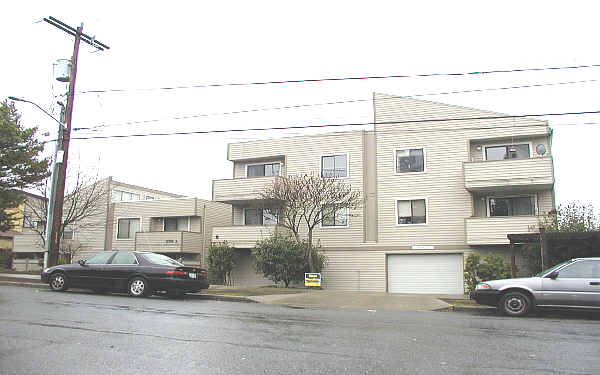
373 92 549 125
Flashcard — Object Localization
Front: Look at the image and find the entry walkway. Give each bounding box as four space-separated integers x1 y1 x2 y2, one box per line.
248 290 463 311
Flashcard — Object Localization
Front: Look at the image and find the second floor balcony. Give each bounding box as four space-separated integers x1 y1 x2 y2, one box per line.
135 231 204 253
212 225 289 248
466 216 540 245
463 157 554 193
212 176 280 204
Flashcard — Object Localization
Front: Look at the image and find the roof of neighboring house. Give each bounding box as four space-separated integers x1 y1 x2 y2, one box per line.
107 177 186 198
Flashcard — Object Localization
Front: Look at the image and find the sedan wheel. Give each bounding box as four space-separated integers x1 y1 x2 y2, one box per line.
50 272 68 292
500 291 531 317
128 277 149 297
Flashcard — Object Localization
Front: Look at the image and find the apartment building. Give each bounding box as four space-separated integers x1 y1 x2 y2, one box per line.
11 177 230 267
111 197 230 265
211 94 555 293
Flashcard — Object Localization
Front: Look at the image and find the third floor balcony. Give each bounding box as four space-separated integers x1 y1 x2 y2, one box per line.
212 176 281 204
463 156 554 193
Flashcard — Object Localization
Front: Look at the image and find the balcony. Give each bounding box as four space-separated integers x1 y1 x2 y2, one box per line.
212 226 289 248
464 157 554 193
212 176 280 204
115 197 202 217
466 216 540 245
135 231 204 253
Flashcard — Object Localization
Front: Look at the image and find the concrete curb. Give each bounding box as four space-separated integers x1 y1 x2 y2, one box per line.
0 281 48 289
195 294 257 303
451 305 497 313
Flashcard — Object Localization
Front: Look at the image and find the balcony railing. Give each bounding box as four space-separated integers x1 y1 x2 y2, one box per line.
135 231 204 253
212 225 289 248
464 157 554 193
466 216 540 245
212 176 280 203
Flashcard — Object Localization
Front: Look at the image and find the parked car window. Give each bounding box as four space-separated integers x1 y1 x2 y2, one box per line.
558 260 600 278
537 260 571 277
110 252 138 265
141 253 183 266
85 251 116 265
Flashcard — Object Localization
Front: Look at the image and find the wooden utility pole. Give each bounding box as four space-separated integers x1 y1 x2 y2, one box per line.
42 17 109 266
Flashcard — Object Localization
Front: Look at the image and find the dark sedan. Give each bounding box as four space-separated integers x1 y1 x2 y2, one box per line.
41 251 209 297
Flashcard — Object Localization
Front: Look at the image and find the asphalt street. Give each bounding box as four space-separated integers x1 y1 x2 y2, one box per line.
1 286 599 375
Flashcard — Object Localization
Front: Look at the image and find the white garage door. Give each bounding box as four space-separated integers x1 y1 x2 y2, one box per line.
387 253 464 294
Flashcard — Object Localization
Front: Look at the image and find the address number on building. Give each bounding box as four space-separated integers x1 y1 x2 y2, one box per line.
305 273 322 287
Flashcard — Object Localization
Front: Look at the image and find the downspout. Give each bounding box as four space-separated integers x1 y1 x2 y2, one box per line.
202 203 207 267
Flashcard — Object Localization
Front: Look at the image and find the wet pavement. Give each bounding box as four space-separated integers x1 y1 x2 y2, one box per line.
1 285 599 375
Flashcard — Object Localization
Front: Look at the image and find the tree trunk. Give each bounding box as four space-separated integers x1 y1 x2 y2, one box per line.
307 229 314 273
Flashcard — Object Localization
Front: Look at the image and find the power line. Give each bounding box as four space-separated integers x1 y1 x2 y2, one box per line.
75 78 599 132
77 63 600 94
50 110 600 143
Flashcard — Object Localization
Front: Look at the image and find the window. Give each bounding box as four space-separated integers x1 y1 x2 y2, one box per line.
321 206 348 227
110 252 138 265
321 154 348 178
141 252 183 266
145 195 154 200
85 251 116 265
244 208 279 225
395 148 424 173
62 225 74 240
117 218 140 239
396 199 427 225
247 163 280 177
557 260 600 278
112 190 141 202
488 196 535 217
485 144 530 161
164 217 189 232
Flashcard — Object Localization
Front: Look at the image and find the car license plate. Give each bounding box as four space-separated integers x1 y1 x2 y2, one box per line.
188 273 196 279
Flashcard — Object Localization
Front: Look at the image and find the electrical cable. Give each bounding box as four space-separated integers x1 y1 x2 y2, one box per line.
76 63 600 94
45 110 600 143
75 78 599 132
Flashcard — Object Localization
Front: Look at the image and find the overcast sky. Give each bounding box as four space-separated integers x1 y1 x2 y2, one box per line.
3 1 600 210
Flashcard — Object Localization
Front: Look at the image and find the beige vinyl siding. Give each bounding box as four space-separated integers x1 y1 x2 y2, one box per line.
226 132 365 247
466 216 540 245
201 201 232 265
230 249 273 287
233 206 244 225
464 157 554 192
115 198 200 218
12 232 44 253
374 94 551 247
537 190 554 215
376 131 472 246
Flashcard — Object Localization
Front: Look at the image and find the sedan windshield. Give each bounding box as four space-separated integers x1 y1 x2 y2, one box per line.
141 253 183 267
535 260 573 277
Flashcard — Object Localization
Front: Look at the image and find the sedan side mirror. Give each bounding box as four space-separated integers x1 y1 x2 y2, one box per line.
548 271 559 280
78 259 86 266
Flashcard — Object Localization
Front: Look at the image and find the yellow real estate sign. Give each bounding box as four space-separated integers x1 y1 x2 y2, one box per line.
304 273 321 287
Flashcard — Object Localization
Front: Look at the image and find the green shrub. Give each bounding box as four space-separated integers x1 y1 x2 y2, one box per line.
464 254 512 292
207 241 235 286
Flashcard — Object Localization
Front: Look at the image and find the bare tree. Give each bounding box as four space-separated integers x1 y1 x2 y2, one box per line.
261 174 361 272
25 168 107 262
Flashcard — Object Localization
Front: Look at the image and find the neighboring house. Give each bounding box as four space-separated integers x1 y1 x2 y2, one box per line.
9 192 47 271
211 94 555 293
111 197 230 265
10 177 230 268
